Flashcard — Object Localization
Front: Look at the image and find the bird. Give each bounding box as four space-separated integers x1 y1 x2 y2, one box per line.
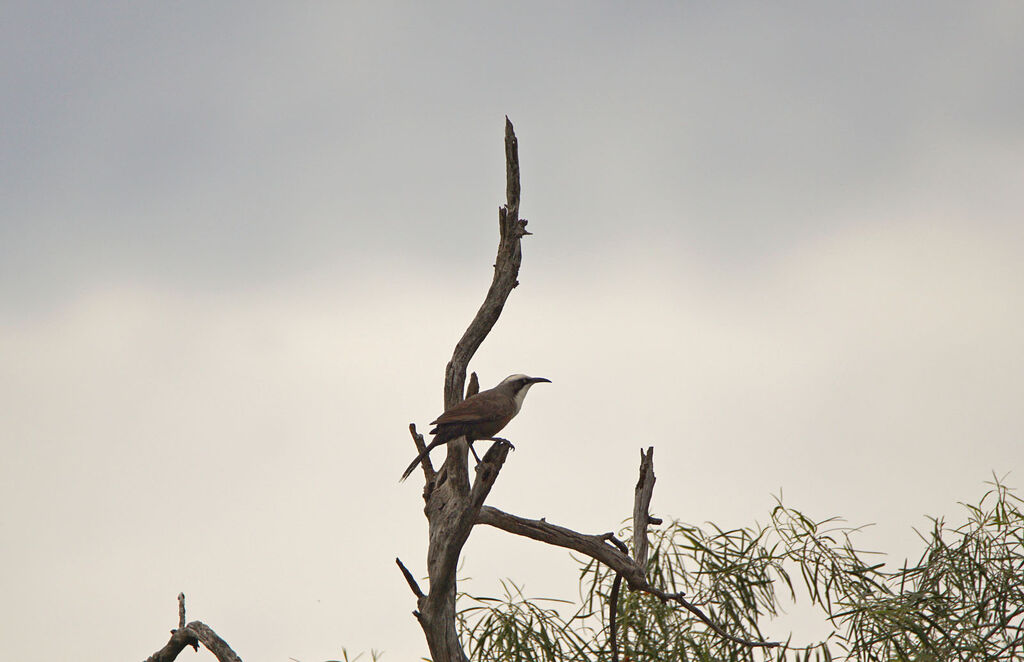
400 374 551 481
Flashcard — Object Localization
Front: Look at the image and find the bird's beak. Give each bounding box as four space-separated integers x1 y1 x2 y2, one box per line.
528 377 551 384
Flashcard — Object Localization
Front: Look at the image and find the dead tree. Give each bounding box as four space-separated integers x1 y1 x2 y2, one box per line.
141 119 775 662
397 118 778 661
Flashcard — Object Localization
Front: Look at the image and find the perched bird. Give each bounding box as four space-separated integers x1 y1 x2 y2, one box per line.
400 374 551 481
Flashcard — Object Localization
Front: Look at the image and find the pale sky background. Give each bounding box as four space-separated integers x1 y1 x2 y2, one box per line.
2 3 1023 661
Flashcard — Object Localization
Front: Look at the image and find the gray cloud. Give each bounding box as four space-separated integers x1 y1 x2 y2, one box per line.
2 3 1023 660
4 4 1022 302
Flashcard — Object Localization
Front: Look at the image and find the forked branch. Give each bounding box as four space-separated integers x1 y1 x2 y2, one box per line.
475 451 779 651
400 120 776 661
144 594 242 662
401 117 532 662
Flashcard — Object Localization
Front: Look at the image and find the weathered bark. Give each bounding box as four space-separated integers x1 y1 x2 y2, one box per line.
633 446 659 570
476 506 646 588
144 594 242 662
442 118 529 411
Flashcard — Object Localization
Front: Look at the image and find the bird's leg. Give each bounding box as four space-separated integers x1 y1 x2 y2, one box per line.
468 440 482 463
487 437 515 451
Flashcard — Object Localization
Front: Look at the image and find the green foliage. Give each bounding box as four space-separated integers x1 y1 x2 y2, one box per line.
457 477 1024 661
458 580 598 662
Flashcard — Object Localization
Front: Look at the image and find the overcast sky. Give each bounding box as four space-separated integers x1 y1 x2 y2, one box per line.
2 3 1022 661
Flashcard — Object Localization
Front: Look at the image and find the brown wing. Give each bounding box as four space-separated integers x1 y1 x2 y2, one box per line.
430 390 516 426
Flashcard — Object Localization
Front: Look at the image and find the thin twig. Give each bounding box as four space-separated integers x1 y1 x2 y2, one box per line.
396 557 425 599
609 572 623 662
408 424 436 489
602 533 630 555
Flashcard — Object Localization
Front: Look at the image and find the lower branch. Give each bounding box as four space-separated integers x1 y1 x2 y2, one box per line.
477 506 647 587
476 506 779 649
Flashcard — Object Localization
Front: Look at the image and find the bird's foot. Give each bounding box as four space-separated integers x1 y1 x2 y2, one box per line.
489 437 515 451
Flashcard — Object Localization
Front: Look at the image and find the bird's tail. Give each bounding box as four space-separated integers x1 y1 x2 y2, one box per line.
400 435 447 482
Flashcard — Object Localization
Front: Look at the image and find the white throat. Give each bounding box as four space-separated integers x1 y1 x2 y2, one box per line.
512 383 535 413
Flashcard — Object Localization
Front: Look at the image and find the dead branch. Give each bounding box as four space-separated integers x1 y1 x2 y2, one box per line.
396 557 425 600
612 447 657 660
403 117 530 662
633 447 658 569
408 423 436 492
476 506 647 587
144 594 243 662
476 492 779 649
145 628 198 662
186 622 243 662
465 372 480 397
609 569 624 662
442 117 528 410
